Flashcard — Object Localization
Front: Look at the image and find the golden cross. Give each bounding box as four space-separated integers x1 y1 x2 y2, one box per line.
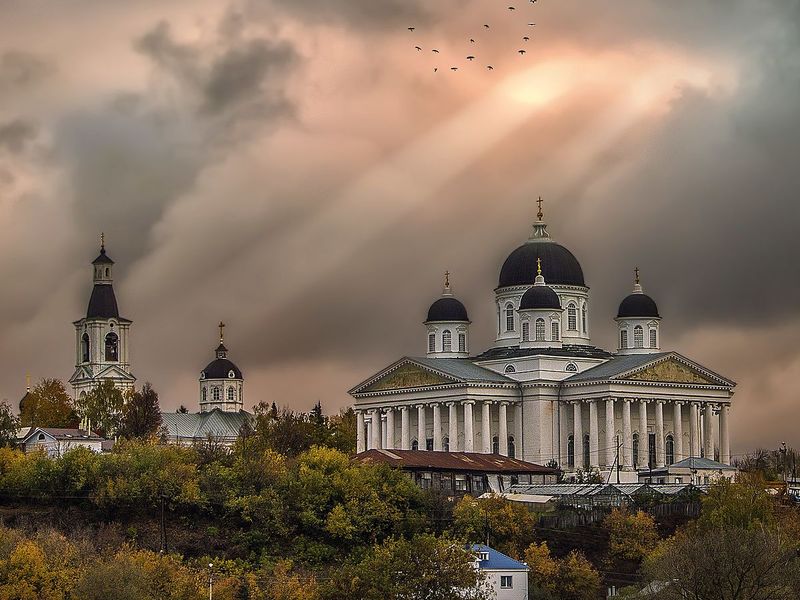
635 266 640 285
100 232 105 250
537 196 544 221
444 270 450 288
218 321 225 343
537 257 542 276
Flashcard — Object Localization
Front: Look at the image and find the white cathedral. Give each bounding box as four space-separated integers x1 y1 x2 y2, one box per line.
349 204 735 481
69 239 250 443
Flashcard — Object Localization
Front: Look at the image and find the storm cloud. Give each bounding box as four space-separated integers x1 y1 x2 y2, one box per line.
0 0 798 454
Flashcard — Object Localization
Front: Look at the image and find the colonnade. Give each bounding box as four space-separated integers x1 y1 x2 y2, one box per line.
355 400 523 457
561 398 731 471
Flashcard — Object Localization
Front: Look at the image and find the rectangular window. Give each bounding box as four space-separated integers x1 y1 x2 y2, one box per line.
455 475 467 491
458 333 466 352
551 321 560 341
500 575 513 589
428 333 435 353
648 433 656 468
649 328 657 348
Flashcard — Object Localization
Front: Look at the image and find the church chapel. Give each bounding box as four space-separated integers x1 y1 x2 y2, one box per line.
349 202 735 481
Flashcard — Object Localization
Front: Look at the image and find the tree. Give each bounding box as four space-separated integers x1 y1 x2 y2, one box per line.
18 379 78 428
451 494 537 558
603 508 659 562
557 550 601 600
322 534 491 600
697 474 775 532
0 401 20 448
524 542 558 597
77 380 124 437
118 382 162 440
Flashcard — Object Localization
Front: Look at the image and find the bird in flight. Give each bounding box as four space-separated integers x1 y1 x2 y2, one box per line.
483 24 490 29
432 49 439 53
408 27 415 32
415 46 422 51
466 55 475 61
450 67 459 71
523 36 530 41
518 49 527 55
434 67 438 72
528 23 536 26
508 6 516 10
487 65 494 70
469 38 475 43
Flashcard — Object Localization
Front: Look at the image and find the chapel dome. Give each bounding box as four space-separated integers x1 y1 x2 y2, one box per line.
201 356 243 380
499 241 585 288
617 293 660 319
520 284 561 310
426 297 469 322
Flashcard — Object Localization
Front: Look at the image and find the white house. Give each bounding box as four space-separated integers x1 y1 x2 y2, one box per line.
472 544 529 600
638 456 737 485
20 427 104 457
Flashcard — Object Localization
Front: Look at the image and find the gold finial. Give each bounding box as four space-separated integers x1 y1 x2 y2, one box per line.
444 270 450 288
537 196 544 221
537 257 542 276
100 232 105 251
218 321 225 344
634 266 640 285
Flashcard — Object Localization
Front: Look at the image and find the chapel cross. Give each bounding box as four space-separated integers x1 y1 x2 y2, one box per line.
218 321 225 343
537 196 544 221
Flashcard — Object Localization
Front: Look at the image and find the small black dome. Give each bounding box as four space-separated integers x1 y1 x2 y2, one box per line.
87 284 120 319
92 247 114 265
426 297 469 322
520 285 561 310
499 242 585 288
202 358 243 380
617 293 660 318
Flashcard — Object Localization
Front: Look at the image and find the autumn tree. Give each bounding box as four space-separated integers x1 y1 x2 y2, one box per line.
524 542 601 600
118 382 162 440
18 378 78 428
451 494 537 558
604 508 660 562
77 380 124 437
0 401 19 448
524 541 558 598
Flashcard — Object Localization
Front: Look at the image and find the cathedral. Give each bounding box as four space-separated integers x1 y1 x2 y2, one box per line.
349 203 736 481
70 239 250 443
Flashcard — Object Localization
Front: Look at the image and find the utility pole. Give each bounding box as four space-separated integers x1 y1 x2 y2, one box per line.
616 435 622 484
208 563 213 600
780 442 788 491
159 495 168 554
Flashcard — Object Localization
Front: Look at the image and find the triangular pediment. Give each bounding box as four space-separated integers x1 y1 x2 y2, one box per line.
94 365 136 382
357 361 457 394
618 356 725 386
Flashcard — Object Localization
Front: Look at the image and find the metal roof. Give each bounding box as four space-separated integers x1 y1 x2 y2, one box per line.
471 544 529 571
507 482 706 497
354 449 557 474
565 353 669 382
161 409 251 441
409 357 515 383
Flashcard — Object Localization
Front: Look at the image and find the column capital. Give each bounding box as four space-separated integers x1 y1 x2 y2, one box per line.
400 405 409 412
415 403 427 409
462 399 475 406
353 408 363 415
445 401 456 407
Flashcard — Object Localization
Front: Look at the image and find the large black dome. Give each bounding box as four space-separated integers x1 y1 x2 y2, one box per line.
202 358 243 380
617 293 660 318
520 285 561 310
499 242 585 288
426 297 469 322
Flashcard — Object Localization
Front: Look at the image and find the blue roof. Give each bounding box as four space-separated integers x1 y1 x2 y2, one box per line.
470 544 529 571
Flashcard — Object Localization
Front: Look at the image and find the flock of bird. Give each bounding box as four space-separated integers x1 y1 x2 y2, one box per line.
408 0 542 73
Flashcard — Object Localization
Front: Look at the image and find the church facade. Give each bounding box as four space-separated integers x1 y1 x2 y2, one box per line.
349 205 735 480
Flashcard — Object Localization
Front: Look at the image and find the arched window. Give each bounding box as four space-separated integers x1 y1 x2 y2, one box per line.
492 436 499 455
38 433 45 441
81 333 90 363
508 436 516 458
620 330 628 349
428 333 435 353
202 388 207 402
521 321 530 342
551 320 560 341
567 435 575 467
411 439 419 451
568 303 577 331
227 387 236 402
634 325 644 348
632 433 639 467
443 437 450 452
442 330 452 352
581 304 587 333
535 318 546 341
426 438 434 451
212 387 221 401
504 364 516 374
565 363 578 373
666 434 674 465
458 333 466 353
649 328 657 348
104 332 119 362
583 434 590 468
505 304 515 332
105 268 110 277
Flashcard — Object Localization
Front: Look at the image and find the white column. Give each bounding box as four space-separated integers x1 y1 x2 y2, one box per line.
481 401 492 454
655 401 665 468
559 402 570 467
720 404 730 464
370 408 381 450
573 401 584 470
515 403 523 459
703 403 714 459
385 408 395 450
448 402 458 452
401 406 410 450
356 411 365 453
673 402 683 462
417 405 427 451
381 414 387 449
588 400 599 468
605 398 616 468
622 399 632 469
463 401 474 452
638 400 648 468
499 403 509 456
689 402 700 457
433 404 442 451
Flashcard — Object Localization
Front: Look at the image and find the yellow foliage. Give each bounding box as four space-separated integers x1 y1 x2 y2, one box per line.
604 508 660 562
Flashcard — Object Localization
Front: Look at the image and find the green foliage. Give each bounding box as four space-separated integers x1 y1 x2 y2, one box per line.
249 403 356 458
118 382 162 440
524 542 601 600
450 494 537 558
19 379 78 429
0 401 19 448
77 380 125 437
603 508 659 562
697 474 775 532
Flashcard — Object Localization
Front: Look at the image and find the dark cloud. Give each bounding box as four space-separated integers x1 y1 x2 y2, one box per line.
0 51 54 89
0 119 37 153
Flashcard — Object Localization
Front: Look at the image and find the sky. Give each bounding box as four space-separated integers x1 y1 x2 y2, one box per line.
0 0 799 454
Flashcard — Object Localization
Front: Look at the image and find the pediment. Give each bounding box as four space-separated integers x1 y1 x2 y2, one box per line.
94 365 136 382
621 357 719 385
362 362 454 393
